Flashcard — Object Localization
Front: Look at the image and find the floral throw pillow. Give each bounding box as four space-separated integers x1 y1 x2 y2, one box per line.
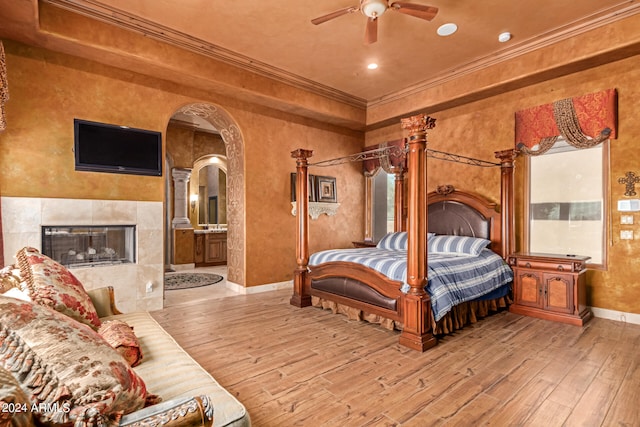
0 264 22 293
16 246 101 330
0 296 152 426
99 320 144 367
0 366 34 427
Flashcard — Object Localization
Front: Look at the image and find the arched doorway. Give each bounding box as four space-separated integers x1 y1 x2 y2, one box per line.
166 103 245 286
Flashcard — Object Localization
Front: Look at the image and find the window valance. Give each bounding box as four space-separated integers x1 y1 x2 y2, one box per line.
0 41 9 132
362 138 406 177
515 89 617 155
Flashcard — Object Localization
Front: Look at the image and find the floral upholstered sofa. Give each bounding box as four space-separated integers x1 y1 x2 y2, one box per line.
0 247 250 427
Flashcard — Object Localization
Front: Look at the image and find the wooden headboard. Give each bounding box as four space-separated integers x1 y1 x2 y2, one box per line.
427 187 503 257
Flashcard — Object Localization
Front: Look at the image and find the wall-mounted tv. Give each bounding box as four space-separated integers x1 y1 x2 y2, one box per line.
74 119 162 176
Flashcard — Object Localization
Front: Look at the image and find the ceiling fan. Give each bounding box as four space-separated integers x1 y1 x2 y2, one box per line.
311 0 439 44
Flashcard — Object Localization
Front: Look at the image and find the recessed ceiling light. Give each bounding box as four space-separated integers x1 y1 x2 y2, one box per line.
437 23 457 37
498 32 512 43
367 63 379 70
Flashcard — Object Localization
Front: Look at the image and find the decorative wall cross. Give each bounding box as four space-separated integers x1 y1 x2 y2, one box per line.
618 171 640 197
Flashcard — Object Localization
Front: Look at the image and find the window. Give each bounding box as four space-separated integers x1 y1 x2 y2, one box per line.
526 139 608 266
371 171 395 241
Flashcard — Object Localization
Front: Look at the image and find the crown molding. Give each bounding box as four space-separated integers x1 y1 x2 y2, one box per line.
42 0 367 109
367 2 640 108
42 0 639 113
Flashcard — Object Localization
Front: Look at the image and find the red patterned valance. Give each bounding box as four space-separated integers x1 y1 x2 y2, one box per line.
515 89 617 152
0 41 9 132
362 138 406 176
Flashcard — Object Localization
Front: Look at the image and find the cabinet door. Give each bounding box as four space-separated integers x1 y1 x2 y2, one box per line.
221 240 227 262
514 269 543 308
194 234 205 264
173 229 194 264
206 239 224 263
543 273 573 314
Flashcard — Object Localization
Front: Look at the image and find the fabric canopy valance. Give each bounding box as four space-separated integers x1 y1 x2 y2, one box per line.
362 138 406 177
515 88 617 155
0 41 9 132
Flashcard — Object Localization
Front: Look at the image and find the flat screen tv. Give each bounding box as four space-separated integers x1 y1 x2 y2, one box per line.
74 119 162 176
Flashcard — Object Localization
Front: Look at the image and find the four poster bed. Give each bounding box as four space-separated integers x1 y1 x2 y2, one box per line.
291 114 517 352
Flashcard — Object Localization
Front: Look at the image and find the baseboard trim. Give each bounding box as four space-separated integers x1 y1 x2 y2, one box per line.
591 306 640 325
226 280 292 295
170 263 196 271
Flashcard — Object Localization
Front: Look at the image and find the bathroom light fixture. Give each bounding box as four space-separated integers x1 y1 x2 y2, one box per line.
367 62 379 70
190 194 198 213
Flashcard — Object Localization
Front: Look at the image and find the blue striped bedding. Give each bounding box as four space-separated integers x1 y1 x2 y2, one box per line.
309 247 513 321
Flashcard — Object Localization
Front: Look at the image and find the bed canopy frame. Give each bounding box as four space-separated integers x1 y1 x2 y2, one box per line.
291 113 517 351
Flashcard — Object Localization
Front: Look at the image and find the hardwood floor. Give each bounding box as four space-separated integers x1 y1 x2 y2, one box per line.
151 290 640 426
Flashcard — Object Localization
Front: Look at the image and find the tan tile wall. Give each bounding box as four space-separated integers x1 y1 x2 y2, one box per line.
1 197 164 312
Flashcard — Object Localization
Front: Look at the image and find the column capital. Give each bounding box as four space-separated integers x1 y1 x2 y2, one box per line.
172 168 192 182
401 114 436 139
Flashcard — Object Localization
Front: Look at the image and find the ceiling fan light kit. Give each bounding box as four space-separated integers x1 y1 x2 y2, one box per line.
361 0 388 18
312 0 439 44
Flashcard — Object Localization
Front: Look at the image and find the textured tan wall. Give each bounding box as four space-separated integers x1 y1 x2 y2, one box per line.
0 41 167 201
367 54 640 315
166 126 195 169
0 40 364 288
241 112 364 286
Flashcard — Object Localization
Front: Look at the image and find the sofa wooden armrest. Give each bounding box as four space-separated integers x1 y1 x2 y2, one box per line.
119 395 214 427
87 285 123 317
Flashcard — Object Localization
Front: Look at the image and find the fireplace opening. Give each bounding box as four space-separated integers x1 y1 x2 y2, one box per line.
42 225 136 268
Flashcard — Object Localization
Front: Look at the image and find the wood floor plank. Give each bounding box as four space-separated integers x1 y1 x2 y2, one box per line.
484 377 557 425
600 356 640 426
151 289 638 426
520 399 572 427
545 361 600 407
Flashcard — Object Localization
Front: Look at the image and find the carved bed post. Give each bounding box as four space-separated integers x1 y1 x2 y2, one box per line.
392 167 405 232
495 149 517 258
398 114 438 352
290 148 313 307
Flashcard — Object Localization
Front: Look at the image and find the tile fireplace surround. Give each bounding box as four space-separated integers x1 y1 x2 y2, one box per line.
1 197 163 312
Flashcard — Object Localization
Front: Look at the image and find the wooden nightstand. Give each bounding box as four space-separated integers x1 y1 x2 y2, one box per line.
507 253 593 326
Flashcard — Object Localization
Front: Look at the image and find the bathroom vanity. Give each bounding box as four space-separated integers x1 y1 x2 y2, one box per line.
194 228 227 266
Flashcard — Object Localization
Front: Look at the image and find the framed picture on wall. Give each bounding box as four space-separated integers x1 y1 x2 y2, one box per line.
315 176 337 203
290 173 316 202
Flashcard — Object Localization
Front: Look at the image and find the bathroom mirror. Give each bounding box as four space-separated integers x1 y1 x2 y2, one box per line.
196 162 227 228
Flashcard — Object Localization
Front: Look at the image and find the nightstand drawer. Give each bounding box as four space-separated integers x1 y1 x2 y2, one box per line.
508 253 588 273
514 259 575 272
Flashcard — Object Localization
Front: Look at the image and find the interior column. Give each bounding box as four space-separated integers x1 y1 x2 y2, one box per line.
172 168 192 229
290 148 313 307
398 113 437 352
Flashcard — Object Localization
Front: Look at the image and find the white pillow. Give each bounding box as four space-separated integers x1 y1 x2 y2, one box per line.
377 232 408 250
376 232 435 250
428 235 490 257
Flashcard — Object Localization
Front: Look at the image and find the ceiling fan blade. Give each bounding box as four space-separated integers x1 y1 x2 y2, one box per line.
390 2 438 21
311 6 359 25
364 17 378 44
